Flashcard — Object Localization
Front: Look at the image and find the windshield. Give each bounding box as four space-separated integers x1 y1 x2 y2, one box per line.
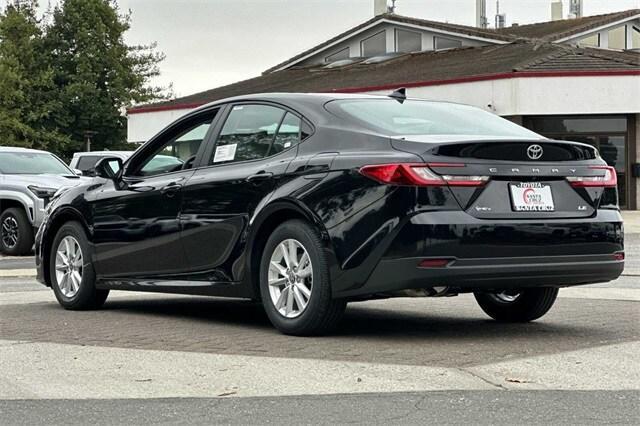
0 152 73 175
328 99 543 139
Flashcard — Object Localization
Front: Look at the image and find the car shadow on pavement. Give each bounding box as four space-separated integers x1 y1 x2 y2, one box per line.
9 294 624 367
2 294 636 367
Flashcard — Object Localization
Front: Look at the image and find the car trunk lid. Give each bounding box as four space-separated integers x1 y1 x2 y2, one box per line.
391 138 610 219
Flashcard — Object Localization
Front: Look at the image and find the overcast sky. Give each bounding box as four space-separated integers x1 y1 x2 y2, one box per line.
6 0 639 97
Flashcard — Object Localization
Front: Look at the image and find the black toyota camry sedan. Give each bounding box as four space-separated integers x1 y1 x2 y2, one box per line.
35 92 624 335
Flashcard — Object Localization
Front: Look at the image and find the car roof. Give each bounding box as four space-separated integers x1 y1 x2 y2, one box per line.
73 151 133 157
189 92 472 117
0 146 51 154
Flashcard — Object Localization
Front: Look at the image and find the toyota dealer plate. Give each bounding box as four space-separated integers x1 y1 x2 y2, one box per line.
510 183 555 212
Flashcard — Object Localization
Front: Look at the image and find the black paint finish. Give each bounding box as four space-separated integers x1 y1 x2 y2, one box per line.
35 93 624 301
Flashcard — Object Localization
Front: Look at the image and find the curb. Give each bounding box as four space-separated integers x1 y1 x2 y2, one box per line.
0 269 37 278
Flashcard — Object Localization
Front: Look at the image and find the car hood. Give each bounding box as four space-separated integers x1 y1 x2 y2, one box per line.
1 174 90 189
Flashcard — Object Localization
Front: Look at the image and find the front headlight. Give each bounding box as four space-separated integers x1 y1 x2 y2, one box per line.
28 185 58 199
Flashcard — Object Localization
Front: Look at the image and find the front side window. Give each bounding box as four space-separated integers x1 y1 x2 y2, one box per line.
135 114 214 177
361 30 386 57
76 156 102 171
213 104 299 164
327 99 543 139
0 152 73 175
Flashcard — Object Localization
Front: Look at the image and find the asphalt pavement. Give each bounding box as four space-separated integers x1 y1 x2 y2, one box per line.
0 211 638 425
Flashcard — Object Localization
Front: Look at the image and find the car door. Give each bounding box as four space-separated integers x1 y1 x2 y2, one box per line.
91 110 218 278
180 103 305 280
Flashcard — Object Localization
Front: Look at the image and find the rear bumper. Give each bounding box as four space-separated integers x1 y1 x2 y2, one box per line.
362 254 623 294
333 209 624 298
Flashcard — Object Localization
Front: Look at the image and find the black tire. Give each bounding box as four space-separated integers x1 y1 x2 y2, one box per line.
474 288 559 322
259 219 346 336
49 221 109 310
0 207 34 256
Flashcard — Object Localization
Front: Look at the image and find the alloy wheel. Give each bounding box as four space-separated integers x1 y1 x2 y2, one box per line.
55 236 84 298
268 238 313 318
1 216 19 248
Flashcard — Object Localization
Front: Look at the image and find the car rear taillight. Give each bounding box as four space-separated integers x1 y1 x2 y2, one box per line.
359 163 488 187
566 166 617 188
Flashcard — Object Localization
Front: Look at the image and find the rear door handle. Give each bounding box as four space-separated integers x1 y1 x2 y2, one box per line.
161 181 182 197
246 172 273 183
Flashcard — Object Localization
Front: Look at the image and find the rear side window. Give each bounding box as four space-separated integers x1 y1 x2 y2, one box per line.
271 113 301 155
75 156 101 171
212 105 301 164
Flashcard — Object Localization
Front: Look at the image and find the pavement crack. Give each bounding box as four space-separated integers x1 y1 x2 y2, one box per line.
457 368 507 390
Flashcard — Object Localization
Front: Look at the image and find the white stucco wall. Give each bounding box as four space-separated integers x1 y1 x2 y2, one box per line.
127 108 194 144
365 75 640 116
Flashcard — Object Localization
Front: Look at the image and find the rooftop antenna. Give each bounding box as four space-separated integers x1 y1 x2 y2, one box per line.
569 0 583 19
388 87 407 104
476 0 488 29
494 0 506 28
389 0 397 14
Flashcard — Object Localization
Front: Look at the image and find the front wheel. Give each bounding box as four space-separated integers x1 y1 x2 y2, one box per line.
0 207 34 255
259 219 346 336
49 221 109 310
474 288 559 322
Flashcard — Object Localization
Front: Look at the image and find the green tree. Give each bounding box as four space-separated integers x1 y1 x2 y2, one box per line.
0 0 68 151
45 0 166 156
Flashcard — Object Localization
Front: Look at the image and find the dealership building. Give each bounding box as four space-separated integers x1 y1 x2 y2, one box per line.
128 8 640 209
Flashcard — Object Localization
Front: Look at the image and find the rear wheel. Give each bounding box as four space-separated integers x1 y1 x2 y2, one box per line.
474 288 558 322
0 207 34 255
259 219 346 336
50 222 109 310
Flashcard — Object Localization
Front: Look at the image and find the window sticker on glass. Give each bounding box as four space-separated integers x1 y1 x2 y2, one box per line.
232 106 244 111
214 143 237 163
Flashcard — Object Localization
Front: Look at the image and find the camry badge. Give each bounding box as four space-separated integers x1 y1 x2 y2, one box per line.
527 144 543 160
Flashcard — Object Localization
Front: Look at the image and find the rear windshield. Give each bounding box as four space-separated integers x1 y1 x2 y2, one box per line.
0 152 73 175
327 99 542 139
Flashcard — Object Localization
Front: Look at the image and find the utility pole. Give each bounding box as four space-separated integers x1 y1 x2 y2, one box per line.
83 131 97 152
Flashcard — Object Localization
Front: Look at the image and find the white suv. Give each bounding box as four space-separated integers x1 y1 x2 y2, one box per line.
0 147 87 255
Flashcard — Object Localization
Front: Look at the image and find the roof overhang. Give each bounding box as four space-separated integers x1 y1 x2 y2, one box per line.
268 18 510 73
127 69 640 115
554 13 640 43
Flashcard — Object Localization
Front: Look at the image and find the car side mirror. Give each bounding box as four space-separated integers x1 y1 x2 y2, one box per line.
95 157 123 181
73 168 83 176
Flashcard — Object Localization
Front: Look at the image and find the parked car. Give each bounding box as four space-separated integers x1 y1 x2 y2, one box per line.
69 151 131 176
0 147 87 255
70 151 184 177
35 93 624 335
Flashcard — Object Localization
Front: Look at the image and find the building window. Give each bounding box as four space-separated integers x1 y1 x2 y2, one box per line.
632 26 640 49
608 26 626 49
395 28 421 52
434 36 462 50
325 47 350 63
578 33 600 47
361 30 386 57
524 115 631 208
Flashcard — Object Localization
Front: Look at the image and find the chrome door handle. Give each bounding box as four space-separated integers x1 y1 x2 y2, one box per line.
246 172 273 183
